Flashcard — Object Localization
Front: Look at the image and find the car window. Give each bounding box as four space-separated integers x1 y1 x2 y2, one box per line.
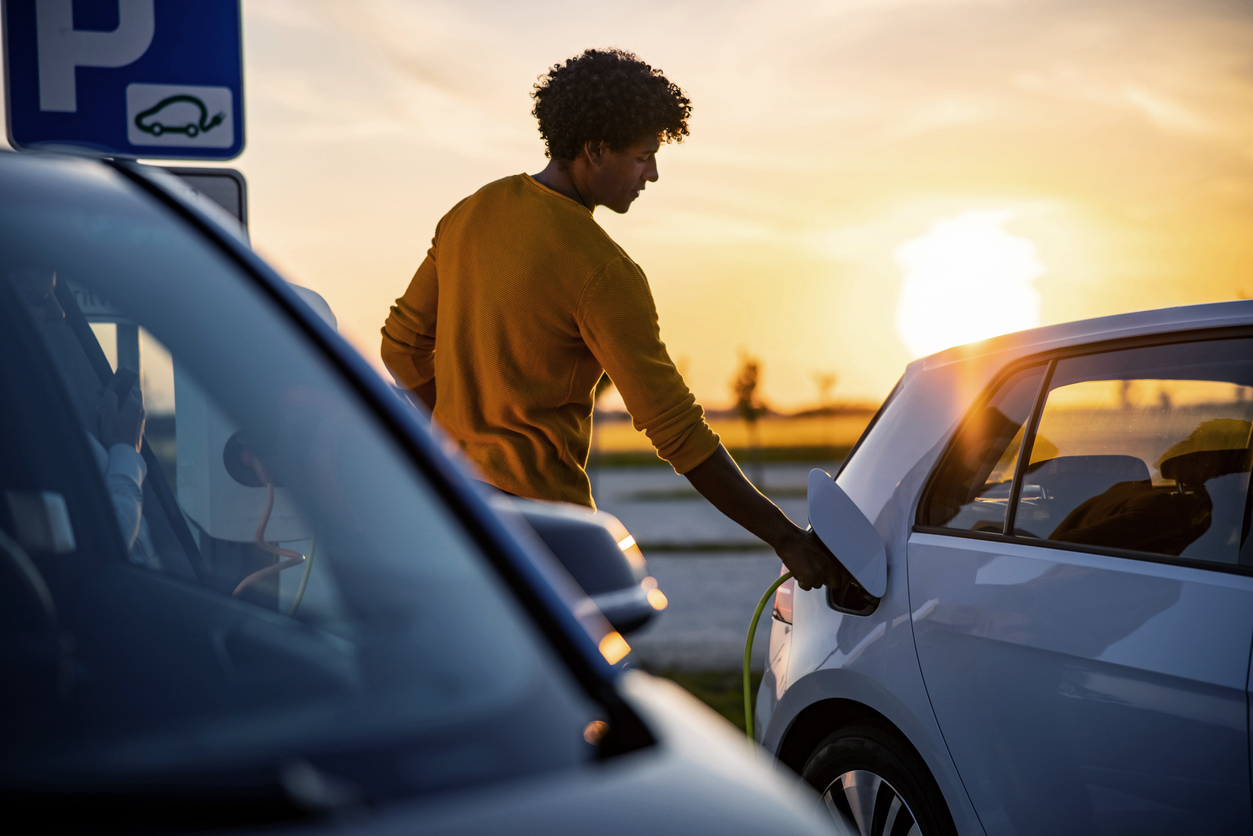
0 155 597 802
919 364 1046 532
1013 340 1253 565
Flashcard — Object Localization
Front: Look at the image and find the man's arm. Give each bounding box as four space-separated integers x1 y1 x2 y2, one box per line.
577 262 845 590
381 250 440 401
684 445 847 591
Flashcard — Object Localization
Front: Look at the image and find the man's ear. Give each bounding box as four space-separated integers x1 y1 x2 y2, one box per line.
581 139 611 167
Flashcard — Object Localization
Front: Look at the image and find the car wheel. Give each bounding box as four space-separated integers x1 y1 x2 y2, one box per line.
802 723 956 836
187 124 199 137
150 123 163 136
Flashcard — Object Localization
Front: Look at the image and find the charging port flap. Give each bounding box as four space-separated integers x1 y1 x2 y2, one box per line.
807 469 887 599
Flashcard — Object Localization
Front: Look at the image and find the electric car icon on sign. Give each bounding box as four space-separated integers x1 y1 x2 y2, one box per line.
133 95 225 138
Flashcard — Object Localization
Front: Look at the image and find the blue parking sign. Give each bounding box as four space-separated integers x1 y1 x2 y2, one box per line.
3 1 243 160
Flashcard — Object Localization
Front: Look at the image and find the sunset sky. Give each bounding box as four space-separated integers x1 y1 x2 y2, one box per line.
4 0 1251 409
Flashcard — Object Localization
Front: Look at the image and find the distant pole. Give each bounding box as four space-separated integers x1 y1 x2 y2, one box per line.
590 405 600 501
591 373 614 503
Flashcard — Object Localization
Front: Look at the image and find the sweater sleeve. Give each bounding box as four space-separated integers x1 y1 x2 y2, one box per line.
577 257 720 474
381 243 439 391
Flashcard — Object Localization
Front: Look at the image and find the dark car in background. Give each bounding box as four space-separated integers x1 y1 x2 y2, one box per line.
0 150 833 834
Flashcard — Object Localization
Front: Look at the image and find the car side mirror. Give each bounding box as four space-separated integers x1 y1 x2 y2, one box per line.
808 469 887 599
511 498 665 636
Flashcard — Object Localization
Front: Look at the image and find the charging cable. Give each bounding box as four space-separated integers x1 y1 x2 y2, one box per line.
232 454 306 597
743 571 792 742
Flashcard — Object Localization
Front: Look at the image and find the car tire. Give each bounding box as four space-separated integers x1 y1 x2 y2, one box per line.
801 723 956 836
150 123 163 136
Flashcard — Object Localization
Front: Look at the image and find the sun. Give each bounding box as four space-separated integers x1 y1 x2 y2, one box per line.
894 210 1045 358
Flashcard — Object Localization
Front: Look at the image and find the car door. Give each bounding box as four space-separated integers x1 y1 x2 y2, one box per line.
908 335 1253 836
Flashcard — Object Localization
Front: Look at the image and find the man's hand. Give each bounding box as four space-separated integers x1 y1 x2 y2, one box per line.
684 445 848 591
775 527 848 591
99 387 145 453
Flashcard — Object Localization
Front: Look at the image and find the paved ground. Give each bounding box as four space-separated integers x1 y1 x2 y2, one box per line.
590 461 840 670
624 552 783 669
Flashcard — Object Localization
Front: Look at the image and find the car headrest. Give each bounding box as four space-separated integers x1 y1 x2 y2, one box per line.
1160 448 1253 484
1026 455 1151 485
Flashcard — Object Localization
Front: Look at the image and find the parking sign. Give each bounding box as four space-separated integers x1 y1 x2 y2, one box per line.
3 0 243 160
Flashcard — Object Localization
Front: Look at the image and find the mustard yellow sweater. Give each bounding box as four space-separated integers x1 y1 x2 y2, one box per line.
381 174 719 507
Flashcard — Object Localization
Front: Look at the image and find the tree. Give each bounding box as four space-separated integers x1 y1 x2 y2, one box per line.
812 370 838 410
732 352 768 486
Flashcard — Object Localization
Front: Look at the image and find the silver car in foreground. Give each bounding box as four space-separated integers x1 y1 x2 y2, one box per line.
760 300 1253 835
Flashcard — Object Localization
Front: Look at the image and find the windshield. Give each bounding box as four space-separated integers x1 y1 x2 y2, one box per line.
0 153 597 807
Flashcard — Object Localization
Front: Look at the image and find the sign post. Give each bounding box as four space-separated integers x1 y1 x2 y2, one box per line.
2 0 244 160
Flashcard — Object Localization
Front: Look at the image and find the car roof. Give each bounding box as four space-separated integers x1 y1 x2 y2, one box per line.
913 298 1253 375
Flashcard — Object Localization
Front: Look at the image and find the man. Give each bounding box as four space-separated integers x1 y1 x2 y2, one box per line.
382 48 842 591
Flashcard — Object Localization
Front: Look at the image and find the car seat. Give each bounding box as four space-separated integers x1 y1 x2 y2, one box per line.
1023 455 1152 533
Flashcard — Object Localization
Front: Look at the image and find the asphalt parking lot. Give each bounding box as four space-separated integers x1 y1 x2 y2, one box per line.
592 461 840 670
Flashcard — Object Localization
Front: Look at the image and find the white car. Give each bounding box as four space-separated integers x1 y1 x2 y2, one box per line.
0 149 833 835
759 299 1253 835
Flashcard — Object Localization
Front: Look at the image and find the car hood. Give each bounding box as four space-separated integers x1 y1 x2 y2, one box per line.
287 670 833 836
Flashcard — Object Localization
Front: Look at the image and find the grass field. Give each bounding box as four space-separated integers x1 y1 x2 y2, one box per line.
646 667 765 733
592 412 874 466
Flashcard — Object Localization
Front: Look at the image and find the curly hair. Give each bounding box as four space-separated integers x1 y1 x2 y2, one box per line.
531 48 692 162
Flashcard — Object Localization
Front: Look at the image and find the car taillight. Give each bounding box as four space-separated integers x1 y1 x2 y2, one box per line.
772 565 795 624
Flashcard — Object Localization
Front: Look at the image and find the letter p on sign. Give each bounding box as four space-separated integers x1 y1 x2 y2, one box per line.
36 0 155 112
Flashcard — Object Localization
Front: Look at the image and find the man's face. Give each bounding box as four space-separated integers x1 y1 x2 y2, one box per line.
590 134 661 214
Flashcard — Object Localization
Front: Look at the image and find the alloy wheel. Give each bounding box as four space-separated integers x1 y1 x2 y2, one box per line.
821 769 922 836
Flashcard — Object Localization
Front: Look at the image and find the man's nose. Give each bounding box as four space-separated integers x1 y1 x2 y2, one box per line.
645 158 659 182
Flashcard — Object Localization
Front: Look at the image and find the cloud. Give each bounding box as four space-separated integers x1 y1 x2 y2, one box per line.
886 97 997 140
1121 86 1214 136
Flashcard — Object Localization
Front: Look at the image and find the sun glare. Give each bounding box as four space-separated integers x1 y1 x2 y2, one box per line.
894 210 1045 358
